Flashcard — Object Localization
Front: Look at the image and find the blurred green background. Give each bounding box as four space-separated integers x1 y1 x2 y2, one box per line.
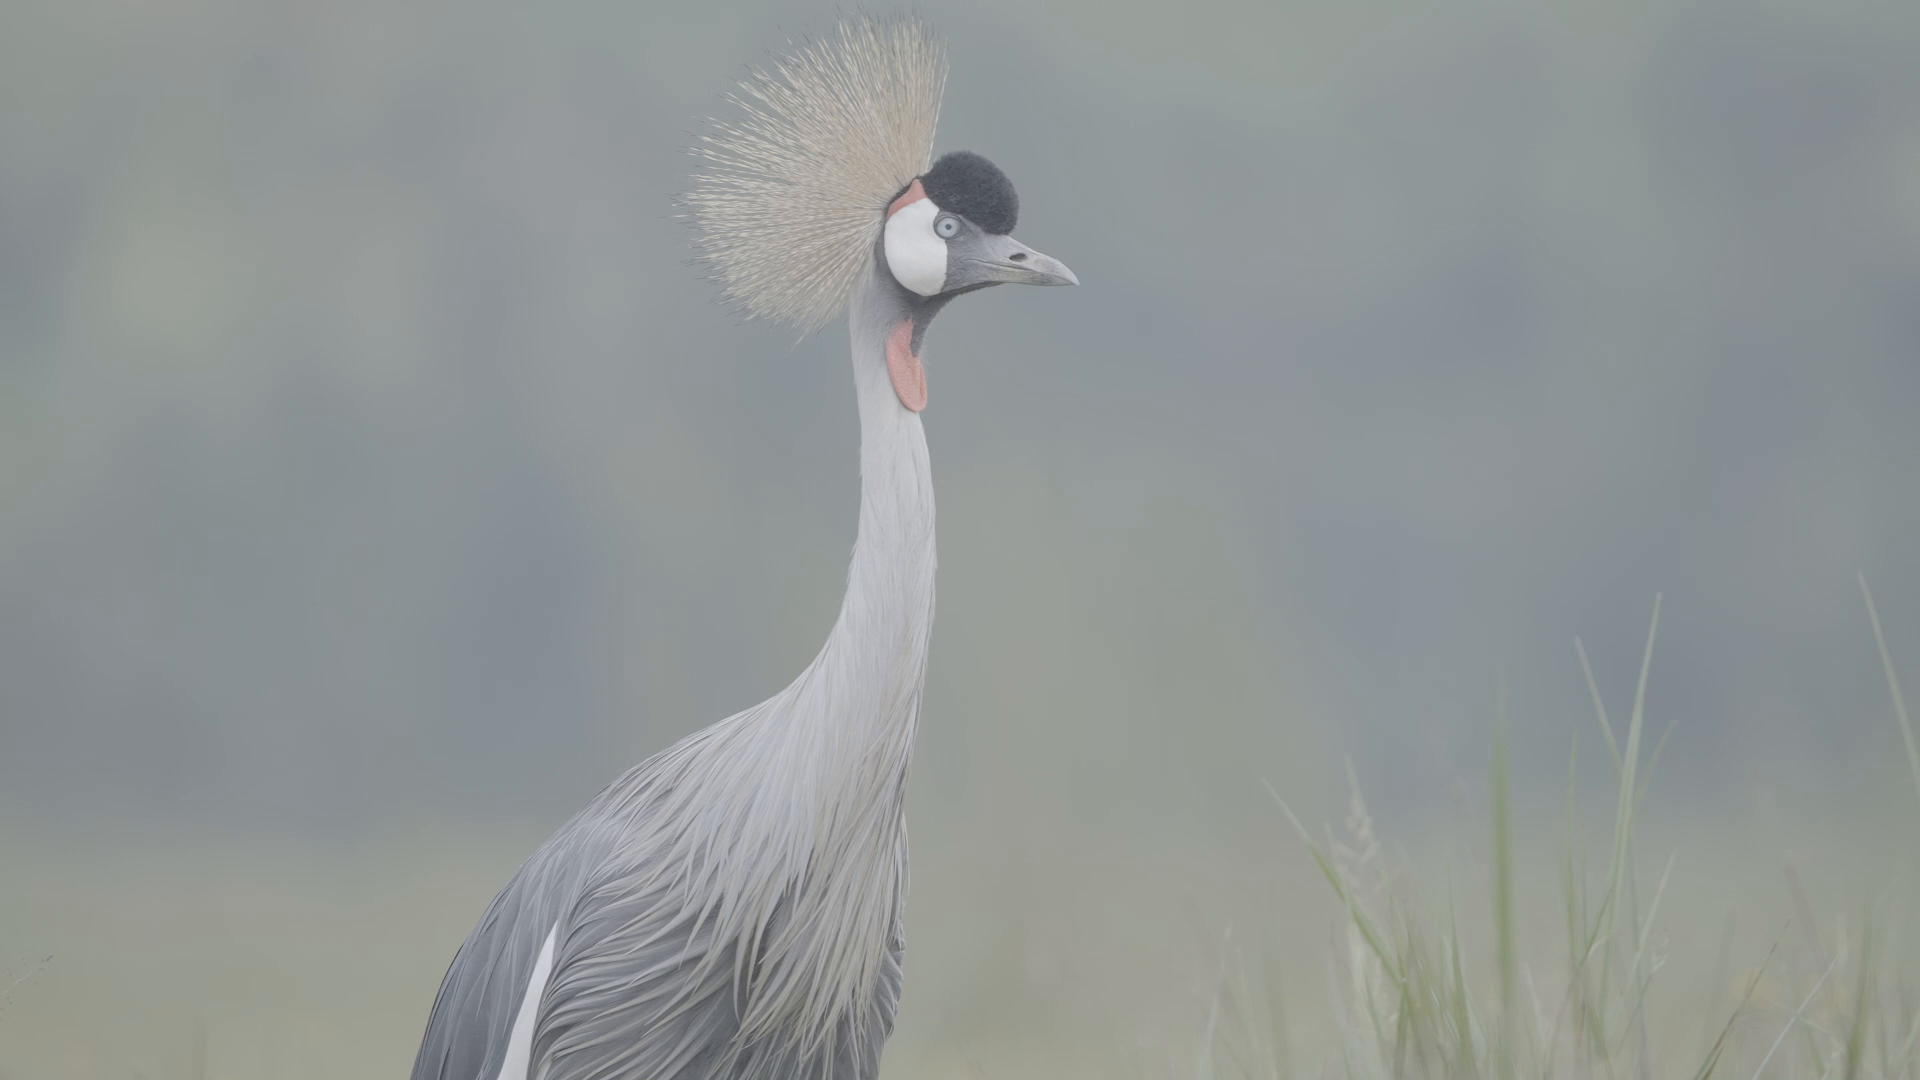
2 0 1917 1075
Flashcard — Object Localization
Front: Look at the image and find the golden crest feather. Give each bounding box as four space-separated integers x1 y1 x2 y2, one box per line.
685 17 947 334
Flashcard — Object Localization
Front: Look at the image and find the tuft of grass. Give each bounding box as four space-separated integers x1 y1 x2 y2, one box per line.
1201 595 1920 1080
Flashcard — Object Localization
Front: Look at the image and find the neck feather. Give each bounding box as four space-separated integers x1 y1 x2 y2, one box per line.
779 263 936 779
653 263 935 1055
844 265 937 680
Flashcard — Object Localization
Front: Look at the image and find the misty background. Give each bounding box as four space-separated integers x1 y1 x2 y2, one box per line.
2 0 1917 1075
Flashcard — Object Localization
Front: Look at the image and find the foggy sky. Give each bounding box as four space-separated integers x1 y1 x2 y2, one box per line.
3 0 1917 847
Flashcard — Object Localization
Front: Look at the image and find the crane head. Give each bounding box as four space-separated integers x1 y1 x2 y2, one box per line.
685 17 1074 341
882 150 1077 299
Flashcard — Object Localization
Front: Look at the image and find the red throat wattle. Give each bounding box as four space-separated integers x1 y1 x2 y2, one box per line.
885 320 926 412
886 178 927 219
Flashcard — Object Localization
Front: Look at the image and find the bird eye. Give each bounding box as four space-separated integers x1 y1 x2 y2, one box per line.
934 215 959 239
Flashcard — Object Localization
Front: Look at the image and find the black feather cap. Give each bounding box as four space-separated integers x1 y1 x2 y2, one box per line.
919 150 1019 235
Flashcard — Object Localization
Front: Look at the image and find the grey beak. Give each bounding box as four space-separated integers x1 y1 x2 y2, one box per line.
1000 242 1079 287
945 233 1079 290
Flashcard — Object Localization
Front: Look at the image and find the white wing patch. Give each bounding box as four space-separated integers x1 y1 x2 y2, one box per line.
883 198 947 296
496 925 558 1080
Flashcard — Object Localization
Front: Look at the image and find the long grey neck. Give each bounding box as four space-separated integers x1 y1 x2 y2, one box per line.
785 263 935 769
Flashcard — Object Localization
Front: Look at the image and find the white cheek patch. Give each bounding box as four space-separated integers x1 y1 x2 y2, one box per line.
884 198 947 297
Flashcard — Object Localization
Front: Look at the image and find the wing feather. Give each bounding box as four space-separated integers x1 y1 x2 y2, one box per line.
410 819 613 1080
413 756 908 1080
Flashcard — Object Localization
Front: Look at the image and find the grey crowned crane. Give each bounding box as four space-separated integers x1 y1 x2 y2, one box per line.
411 17 1076 1080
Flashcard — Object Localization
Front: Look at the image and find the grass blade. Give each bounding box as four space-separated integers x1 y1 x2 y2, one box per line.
1691 933 1783 1080
1860 572 1920 812
1264 779 1404 988
1752 958 1836 1080
1496 671 1519 1079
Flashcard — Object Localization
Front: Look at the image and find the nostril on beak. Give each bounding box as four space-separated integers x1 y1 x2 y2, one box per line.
1008 252 1026 262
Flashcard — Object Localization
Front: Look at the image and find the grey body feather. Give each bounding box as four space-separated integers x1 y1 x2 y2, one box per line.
410 734 908 1080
